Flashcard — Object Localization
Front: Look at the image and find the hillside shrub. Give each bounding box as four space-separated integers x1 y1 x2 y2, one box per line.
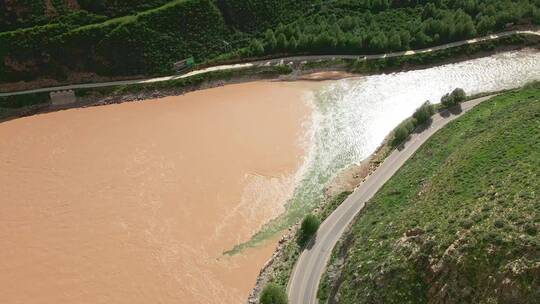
391 119 416 147
298 214 320 247
412 101 435 125
0 93 51 109
260 283 288 304
441 88 467 108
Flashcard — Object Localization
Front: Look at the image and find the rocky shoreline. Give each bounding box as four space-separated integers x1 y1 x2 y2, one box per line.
246 225 299 304
246 133 393 303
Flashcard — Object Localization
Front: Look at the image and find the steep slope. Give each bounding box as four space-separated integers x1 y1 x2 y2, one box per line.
319 84 540 304
1 0 539 86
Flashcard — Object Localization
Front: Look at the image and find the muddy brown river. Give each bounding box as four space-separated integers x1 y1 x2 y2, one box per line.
0 81 313 304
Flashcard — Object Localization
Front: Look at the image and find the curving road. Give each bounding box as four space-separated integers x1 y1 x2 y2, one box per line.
287 96 494 304
1 30 538 97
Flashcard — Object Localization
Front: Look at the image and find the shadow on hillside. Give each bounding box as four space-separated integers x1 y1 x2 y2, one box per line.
396 118 433 151
439 104 463 118
298 232 318 251
396 103 466 151
305 236 317 250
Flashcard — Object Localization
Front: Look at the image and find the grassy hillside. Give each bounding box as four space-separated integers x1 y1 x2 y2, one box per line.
1 0 539 86
319 84 540 304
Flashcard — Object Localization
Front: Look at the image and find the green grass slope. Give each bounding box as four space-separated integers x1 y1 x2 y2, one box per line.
319 84 540 304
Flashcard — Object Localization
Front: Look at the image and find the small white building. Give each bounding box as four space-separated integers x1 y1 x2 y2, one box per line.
50 90 76 105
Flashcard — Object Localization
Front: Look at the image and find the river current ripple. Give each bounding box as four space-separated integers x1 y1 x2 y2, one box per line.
290 49 540 218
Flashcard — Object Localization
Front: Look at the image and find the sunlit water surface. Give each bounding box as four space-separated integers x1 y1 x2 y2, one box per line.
243 49 540 246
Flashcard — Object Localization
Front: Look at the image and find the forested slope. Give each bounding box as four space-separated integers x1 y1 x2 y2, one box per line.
319 84 540 304
1 0 539 86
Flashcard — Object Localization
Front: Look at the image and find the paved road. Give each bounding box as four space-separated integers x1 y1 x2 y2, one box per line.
287 95 493 304
1 29 538 97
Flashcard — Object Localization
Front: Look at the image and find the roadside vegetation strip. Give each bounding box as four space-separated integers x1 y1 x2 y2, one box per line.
2 28 538 97
73 65 293 98
317 83 540 304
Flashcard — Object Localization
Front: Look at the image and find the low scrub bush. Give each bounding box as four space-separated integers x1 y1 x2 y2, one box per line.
441 88 467 108
298 214 320 247
413 101 435 125
391 119 416 147
0 93 50 109
260 283 288 304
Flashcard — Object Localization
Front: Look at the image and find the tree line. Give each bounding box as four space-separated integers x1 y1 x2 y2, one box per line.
239 0 540 58
1 0 539 84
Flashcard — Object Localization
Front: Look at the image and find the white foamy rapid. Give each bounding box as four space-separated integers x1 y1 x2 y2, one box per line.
286 49 540 218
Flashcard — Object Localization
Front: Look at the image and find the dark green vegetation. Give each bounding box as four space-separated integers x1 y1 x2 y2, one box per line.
319 84 540 303
0 0 307 84
391 100 437 147
413 101 436 125
74 65 292 98
441 87 467 108
0 92 51 120
1 0 539 85
0 92 50 109
392 119 417 147
259 283 288 304
298 214 321 247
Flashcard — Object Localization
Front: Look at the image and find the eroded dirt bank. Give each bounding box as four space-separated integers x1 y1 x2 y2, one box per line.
0 81 314 304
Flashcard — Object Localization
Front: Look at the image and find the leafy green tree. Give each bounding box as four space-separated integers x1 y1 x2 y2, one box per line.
477 16 496 35
392 125 410 147
414 29 432 47
339 15 356 31
534 8 540 25
454 11 476 38
276 33 288 51
298 214 320 247
314 31 337 51
265 29 277 51
451 88 466 102
260 283 288 304
412 101 435 125
392 119 416 147
400 31 411 49
441 93 455 108
297 34 312 51
288 36 298 51
388 32 402 50
422 3 438 20
369 32 388 52
248 39 265 56
441 88 466 108
344 35 362 53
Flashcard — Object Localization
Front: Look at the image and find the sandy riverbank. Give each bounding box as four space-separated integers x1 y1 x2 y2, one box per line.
0 81 318 304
